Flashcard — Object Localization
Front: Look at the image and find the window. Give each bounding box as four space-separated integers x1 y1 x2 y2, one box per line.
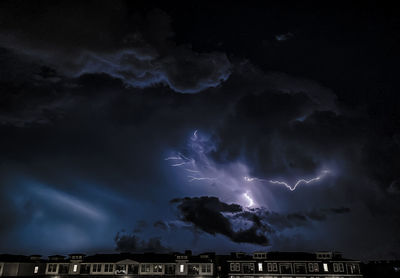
47 264 57 273
188 264 199 275
141 264 151 273
179 264 185 273
258 263 263 272
279 263 292 274
347 263 360 274
92 264 102 272
230 263 240 272
116 264 127 274
201 264 212 273
333 263 344 272
267 263 277 272
104 264 114 272
73 264 78 272
59 264 69 274
294 263 306 274
153 264 163 273
253 253 266 259
323 263 329 272
34 266 39 274
128 264 138 274
339 263 344 272
165 264 176 275
242 263 254 274
308 263 319 272
80 264 90 274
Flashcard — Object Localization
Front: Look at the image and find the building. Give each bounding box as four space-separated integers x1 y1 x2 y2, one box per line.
225 251 362 278
0 251 362 278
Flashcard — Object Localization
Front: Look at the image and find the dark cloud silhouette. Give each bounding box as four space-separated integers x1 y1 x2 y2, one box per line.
171 196 351 246
171 196 270 246
114 232 170 253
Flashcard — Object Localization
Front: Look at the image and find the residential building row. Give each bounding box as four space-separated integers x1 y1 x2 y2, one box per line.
0 251 362 278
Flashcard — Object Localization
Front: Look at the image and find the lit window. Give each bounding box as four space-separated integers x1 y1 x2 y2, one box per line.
34 266 39 274
73 265 78 272
258 263 263 272
323 263 329 272
180 264 184 273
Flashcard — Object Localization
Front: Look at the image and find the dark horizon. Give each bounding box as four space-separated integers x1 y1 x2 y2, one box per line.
0 0 399 261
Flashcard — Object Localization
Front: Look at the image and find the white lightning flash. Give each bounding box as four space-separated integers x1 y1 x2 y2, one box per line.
243 191 254 207
244 170 330 191
188 176 216 182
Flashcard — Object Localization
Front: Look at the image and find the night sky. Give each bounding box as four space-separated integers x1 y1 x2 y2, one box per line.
0 1 399 260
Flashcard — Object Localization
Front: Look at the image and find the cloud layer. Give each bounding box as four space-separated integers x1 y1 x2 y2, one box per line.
0 1 231 93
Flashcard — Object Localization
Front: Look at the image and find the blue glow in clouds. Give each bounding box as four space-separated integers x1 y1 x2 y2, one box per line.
166 130 258 208
167 130 332 208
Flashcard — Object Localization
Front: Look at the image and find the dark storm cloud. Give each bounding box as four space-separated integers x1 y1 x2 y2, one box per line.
114 232 170 253
0 1 231 94
0 47 77 127
170 196 351 246
171 196 270 246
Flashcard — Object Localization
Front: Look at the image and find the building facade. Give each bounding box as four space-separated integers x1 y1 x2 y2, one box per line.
226 251 362 278
0 251 362 278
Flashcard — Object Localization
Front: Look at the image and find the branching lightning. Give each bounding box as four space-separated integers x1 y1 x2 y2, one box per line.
165 131 217 182
166 129 332 209
244 170 330 191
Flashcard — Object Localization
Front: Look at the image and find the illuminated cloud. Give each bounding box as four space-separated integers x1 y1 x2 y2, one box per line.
0 6 231 94
166 130 260 208
166 130 332 208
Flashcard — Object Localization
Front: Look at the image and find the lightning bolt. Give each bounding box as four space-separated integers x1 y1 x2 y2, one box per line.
165 153 195 167
244 170 330 191
188 176 216 182
166 129 332 210
243 191 254 207
166 130 217 182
